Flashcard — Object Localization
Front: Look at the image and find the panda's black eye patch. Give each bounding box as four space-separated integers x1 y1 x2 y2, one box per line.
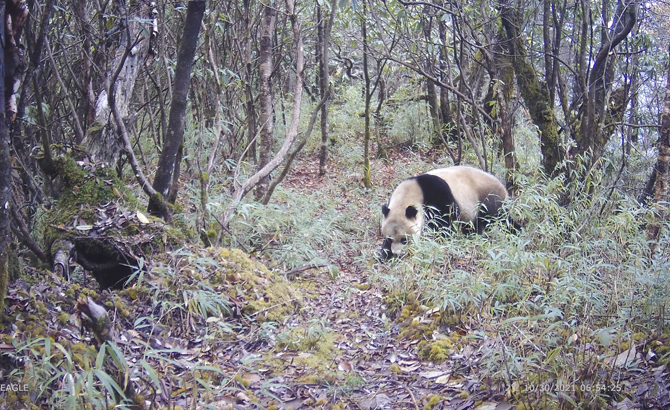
405 206 418 219
400 237 407 245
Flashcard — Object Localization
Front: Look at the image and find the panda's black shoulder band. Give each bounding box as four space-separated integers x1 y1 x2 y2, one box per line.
413 173 457 218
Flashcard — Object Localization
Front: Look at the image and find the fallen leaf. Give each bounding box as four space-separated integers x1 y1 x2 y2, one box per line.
419 370 448 379
435 374 451 384
614 345 637 368
400 363 420 372
338 360 352 372
136 211 149 224
357 393 391 410
242 372 261 385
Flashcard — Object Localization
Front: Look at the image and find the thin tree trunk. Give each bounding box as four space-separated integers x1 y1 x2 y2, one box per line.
199 19 226 235
243 0 257 165
318 0 337 176
362 1 372 188
149 0 206 218
255 5 276 200
543 0 554 105
422 8 441 146
438 18 458 159
579 0 637 160
0 0 10 313
262 90 330 205
646 43 670 245
496 54 518 185
220 0 304 229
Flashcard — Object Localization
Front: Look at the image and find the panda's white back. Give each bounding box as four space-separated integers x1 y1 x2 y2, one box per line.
427 166 508 222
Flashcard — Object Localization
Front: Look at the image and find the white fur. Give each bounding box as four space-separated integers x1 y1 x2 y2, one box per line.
383 179 425 255
426 166 508 222
381 166 508 256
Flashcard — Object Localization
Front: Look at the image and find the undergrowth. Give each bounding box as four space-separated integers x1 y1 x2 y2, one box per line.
370 160 670 408
5 81 670 409
2 247 298 409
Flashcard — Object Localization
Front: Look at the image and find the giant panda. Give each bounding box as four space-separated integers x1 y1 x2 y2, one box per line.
379 166 510 260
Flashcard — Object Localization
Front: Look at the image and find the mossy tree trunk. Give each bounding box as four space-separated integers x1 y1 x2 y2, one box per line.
482 40 518 187
0 1 9 314
361 1 372 188
500 0 561 175
2 0 29 314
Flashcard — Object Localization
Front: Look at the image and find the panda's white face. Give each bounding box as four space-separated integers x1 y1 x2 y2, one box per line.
381 180 425 256
382 218 422 256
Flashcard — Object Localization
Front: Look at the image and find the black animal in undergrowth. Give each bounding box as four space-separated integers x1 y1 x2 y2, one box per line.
379 166 516 260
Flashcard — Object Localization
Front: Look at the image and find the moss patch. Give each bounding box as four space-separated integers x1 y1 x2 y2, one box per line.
208 248 302 322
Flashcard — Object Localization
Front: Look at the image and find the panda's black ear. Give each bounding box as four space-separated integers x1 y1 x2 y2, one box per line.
405 206 418 219
382 204 390 217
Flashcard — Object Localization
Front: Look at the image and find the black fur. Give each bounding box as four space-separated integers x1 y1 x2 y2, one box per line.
472 195 499 233
378 174 460 261
378 237 393 261
382 204 390 217
413 174 459 230
405 206 418 219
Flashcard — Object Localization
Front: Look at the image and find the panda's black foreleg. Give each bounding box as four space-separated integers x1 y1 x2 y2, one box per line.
378 238 394 261
475 218 488 234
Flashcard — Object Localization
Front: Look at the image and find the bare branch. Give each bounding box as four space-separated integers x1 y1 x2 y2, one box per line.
220 0 304 228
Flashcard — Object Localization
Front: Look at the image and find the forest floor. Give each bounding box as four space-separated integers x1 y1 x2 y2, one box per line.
194 153 668 410
237 155 510 409
3 149 670 410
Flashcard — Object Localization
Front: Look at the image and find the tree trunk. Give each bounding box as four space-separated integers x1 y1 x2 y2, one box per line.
263 90 330 205
426 77 440 145
149 0 206 218
438 18 458 158
0 1 10 314
318 0 337 176
578 0 637 160
255 5 276 200
243 0 257 165
500 0 561 174
422 9 441 146
488 48 518 186
362 1 372 188
646 43 670 245
82 0 151 167
2 0 29 313
220 0 304 229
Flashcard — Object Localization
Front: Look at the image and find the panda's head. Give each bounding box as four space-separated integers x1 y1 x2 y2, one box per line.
380 179 425 258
